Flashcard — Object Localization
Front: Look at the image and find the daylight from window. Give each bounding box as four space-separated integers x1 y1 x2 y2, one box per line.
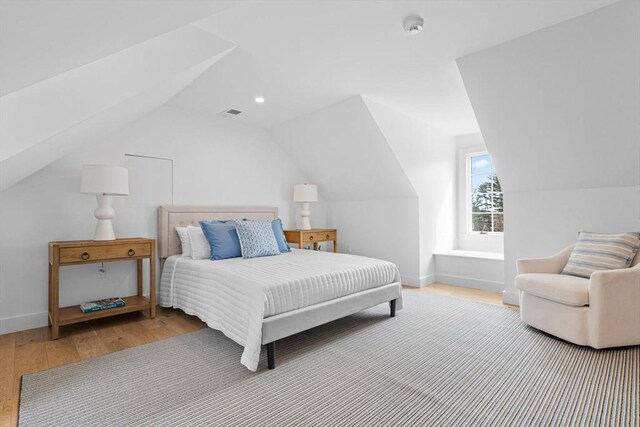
469 153 503 233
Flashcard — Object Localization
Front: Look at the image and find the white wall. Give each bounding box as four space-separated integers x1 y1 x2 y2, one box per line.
435 252 504 292
0 106 320 334
458 1 640 304
363 98 456 283
326 198 420 284
504 187 639 302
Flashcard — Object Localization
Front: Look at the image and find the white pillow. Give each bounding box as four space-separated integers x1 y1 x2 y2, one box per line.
187 225 211 260
175 227 191 257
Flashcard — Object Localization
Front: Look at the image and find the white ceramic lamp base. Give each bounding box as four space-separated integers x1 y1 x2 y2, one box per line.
93 194 116 241
299 201 312 230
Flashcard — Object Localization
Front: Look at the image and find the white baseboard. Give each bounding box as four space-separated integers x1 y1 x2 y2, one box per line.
435 273 503 293
0 311 48 335
401 274 435 288
502 290 520 306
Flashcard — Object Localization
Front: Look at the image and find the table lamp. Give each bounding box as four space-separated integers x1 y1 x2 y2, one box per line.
293 184 318 230
80 165 129 241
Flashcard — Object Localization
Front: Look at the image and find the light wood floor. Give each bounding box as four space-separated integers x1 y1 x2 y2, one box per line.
0 284 510 427
404 283 516 308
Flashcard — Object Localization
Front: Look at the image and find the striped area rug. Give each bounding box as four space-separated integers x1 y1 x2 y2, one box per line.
20 292 639 426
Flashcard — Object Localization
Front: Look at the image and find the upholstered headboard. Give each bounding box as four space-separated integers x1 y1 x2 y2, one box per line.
157 205 279 258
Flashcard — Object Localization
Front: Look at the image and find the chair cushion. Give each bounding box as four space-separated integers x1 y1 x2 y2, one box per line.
516 273 590 307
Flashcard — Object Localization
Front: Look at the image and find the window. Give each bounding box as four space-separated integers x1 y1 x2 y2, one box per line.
468 152 503 233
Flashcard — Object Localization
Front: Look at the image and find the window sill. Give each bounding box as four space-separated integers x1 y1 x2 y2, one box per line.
434 250 504 261
464 232 503 236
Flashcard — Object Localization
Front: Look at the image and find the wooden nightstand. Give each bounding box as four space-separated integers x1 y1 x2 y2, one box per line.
284 229 337 252
48 238 156 339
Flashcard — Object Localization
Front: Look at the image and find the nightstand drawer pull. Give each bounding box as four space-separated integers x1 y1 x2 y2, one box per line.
128 249 135 256
81 252 90 260
309 236 314 240
326 234 330 239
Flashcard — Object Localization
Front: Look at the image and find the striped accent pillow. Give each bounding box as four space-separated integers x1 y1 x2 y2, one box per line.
562 231 640 278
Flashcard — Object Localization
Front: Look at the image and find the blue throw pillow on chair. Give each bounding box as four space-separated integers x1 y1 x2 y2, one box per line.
199 220 242 260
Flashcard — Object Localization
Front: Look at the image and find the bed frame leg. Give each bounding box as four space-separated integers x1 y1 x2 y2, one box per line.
390 299 397 317
267 342 276 370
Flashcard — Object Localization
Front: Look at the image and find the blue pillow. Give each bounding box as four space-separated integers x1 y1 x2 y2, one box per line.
199 220 242 260
271 219 290 253
234 220 281 259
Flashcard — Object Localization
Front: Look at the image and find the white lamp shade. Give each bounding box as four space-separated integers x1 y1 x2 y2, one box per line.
80 165 129 195
293 184 318 202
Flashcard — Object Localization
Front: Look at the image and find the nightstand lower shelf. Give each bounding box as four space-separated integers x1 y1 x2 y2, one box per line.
56 295 151 326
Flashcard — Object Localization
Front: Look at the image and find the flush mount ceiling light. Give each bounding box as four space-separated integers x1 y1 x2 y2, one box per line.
255 96 265 103
403 15 424 35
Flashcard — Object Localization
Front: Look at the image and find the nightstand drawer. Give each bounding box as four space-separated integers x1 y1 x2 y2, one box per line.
303 231 336 242
59 242 151 264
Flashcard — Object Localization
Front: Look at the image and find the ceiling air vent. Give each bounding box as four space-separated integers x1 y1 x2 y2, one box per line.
220 108 242 118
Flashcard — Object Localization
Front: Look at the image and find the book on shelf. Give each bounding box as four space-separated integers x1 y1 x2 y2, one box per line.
79 297 126 313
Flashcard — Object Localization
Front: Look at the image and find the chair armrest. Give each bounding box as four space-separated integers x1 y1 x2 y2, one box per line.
588 264 640 348
516 245 574 274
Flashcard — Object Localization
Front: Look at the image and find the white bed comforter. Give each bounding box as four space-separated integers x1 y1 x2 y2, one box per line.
159 249 401 371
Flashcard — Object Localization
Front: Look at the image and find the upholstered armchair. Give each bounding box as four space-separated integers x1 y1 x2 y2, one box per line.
516 246 640 348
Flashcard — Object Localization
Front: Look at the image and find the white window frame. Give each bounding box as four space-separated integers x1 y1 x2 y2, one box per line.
466 151 503 235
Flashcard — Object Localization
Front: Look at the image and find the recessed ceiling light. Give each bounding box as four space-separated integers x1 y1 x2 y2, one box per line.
403 16 424 35
255 96 265 103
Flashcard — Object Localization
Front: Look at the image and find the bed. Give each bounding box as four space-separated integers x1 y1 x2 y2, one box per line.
158 205 402 371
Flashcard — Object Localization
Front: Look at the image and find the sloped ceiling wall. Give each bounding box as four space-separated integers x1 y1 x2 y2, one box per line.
0 54 229 192
363 98 456 198
271 96 456 283
0 5 235 191
457 0 639 194
0 0 233 96
457 0 640 303
271 96 417 202
271 96 422 281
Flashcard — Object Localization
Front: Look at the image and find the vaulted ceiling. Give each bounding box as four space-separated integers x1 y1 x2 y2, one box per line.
168 0 618 132
0 0 620 191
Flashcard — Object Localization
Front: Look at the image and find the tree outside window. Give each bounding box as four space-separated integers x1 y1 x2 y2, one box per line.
469 153 503 233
